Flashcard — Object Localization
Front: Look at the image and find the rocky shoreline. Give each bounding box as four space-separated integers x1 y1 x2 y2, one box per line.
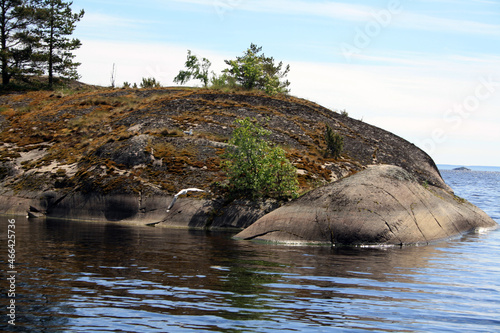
0 190 280 230
1 87 496 245
235 165 497 246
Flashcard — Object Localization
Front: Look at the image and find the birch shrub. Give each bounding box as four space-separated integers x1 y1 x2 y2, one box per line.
223 118 298 199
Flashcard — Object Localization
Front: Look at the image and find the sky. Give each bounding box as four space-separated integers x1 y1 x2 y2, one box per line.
71 0 500 167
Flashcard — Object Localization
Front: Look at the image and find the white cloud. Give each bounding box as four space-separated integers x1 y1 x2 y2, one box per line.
75 39 500 166
171 0 374 21
287 55 500 166
396 11 500 35
75 40 230 87
77 12 160 36
170 0 500 36
418 0 497 5
80 12 144 28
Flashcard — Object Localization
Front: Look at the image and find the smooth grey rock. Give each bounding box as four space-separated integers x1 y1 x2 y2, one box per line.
235 165 498 246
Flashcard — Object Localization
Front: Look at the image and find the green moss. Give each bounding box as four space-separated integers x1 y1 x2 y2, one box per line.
12 173 51 193
453 195 466 204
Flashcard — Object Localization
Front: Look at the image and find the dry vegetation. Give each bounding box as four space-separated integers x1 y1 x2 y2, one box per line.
0 85 444 199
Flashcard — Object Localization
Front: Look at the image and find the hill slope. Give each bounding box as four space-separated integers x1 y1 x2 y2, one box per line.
0 87 449 226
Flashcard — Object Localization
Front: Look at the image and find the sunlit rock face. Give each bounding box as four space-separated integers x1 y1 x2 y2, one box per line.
235 165 498 246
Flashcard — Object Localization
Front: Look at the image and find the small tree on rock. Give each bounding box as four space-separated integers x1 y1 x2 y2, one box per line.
223 117 298 199
140 77 161 88
224 43 290 94
325 124 344 159
174 50 211 87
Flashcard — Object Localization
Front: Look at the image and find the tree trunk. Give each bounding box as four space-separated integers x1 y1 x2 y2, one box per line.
48 2 54 88
48 30 53 87
1 56 9 85
48 42 53 87
1 3 10 86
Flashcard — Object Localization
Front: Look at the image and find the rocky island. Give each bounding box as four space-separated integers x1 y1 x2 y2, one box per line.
0 86 497 246
453 166 472 171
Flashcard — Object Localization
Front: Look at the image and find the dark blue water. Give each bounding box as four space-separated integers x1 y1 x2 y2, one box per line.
1 170 499 332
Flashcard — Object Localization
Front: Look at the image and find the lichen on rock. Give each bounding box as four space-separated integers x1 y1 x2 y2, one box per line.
0 87 496 243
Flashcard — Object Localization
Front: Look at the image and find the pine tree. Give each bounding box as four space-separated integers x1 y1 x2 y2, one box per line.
325 124 344 159
224 44 290 94
32 0 83 87
0 0 36 85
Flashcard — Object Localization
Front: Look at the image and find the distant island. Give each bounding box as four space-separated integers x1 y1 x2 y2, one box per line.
438 165 500 172
453 167 472 171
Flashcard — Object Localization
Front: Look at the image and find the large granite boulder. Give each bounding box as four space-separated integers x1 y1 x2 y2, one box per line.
235 165 497 246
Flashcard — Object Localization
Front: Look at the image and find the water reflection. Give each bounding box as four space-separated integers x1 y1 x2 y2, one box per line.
1 217 499 332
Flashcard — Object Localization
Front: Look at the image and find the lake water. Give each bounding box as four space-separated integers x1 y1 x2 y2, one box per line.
1 170 499 332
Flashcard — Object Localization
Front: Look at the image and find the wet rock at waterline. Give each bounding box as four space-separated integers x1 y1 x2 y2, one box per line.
235 165 498 246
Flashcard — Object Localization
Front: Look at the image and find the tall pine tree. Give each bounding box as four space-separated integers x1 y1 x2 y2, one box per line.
33 0 83 87
0 0 36 85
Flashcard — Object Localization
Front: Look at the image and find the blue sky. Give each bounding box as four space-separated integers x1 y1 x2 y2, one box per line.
72 0 500 166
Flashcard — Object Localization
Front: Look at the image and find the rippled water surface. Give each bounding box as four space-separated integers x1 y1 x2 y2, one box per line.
1 170 499 332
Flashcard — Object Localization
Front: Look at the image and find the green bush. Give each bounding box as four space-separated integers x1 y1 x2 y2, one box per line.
173 44 291 95
224 44 290 94
140 77 161 88
210 73 239 91
325 124 344 159
223 118 298 199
